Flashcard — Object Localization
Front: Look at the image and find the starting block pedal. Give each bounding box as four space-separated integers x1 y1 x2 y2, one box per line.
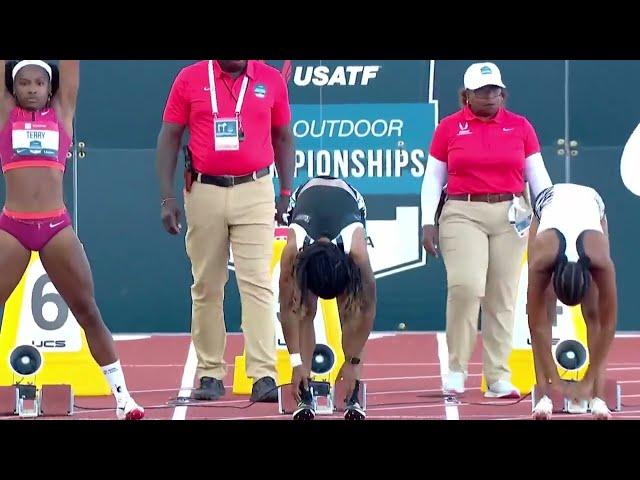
334 379 367 412
531 379 621 414
278 379 368 416
16 384 39 418
0 386 17 415
39 385 73 416
309 381 334 415
277 383 296 414
278 381 335 415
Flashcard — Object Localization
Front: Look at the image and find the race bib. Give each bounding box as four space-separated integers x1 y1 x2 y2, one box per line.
214 117 239 151
12 121 60 158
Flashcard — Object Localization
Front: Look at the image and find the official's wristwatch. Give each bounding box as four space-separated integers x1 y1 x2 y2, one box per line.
345 356 361 365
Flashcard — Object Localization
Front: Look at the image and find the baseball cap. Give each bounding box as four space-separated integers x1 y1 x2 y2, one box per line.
463 62 506 90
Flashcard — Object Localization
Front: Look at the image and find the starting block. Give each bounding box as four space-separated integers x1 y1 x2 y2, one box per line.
531 379 621 414
278 379 367 416
276 385 295 414
0 386 17 415
39 385 74 416
16 384 39 417
0 384 73 417
278 381 334 415
310 381 334 415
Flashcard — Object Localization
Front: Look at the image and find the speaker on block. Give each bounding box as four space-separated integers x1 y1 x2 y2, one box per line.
311 344 335 376
554 339 588 372
9 344 42 378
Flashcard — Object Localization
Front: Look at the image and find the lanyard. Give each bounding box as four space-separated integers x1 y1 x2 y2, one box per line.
207 60 249 118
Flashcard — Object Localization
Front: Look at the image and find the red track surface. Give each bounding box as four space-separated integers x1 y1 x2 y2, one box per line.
4 333 640 420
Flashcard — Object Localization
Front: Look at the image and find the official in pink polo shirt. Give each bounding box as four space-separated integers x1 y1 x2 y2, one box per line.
421 62 553 399
156 60 295 403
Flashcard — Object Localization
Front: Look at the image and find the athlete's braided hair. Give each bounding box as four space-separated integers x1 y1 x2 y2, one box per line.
552 230 591 306
294 241 362 310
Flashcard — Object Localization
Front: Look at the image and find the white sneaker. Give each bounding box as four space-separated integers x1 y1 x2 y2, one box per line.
485 380 521 399
532 395 553 420
590 397 611 420
443 371 465 394
116 397 145 420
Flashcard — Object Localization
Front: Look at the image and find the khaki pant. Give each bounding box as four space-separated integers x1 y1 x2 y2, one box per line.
184 175 276 382
439 199 526 385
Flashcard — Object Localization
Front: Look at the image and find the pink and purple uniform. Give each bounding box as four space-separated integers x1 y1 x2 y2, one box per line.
0 106 72 250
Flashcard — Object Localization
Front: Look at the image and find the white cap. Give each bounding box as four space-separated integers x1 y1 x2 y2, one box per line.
463 62 505 90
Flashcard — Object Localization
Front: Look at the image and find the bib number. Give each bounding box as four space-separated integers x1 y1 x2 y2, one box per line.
12 121 60 158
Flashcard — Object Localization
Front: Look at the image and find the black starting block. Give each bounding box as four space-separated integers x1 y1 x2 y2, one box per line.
0 384 73 418
531 378 621 414
16 384 39 417
278 379 367 416
278 381 334 415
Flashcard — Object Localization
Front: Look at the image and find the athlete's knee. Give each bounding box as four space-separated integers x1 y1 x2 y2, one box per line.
68 297 101 326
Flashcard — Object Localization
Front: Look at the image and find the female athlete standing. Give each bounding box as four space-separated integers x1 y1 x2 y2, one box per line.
0 60 143 420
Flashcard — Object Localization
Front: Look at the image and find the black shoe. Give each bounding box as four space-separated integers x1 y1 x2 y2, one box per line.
293 386 315 420
250 376 278 403
343 380 365 420
344 401 366 420
192 377 225 400
293 401 316 420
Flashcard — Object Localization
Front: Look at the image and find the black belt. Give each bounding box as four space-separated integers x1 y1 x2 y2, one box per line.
192 167 270 188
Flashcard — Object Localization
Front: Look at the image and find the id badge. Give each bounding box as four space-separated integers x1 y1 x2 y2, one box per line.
214 117 239 151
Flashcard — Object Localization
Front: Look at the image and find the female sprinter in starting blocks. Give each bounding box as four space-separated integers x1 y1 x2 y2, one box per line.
278 176 376 420
527 183 617 420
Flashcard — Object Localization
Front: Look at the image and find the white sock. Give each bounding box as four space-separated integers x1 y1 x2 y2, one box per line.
101 360 130 404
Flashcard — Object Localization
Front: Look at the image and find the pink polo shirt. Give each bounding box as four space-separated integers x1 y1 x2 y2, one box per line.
429 105 541 195
163 60 291 176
